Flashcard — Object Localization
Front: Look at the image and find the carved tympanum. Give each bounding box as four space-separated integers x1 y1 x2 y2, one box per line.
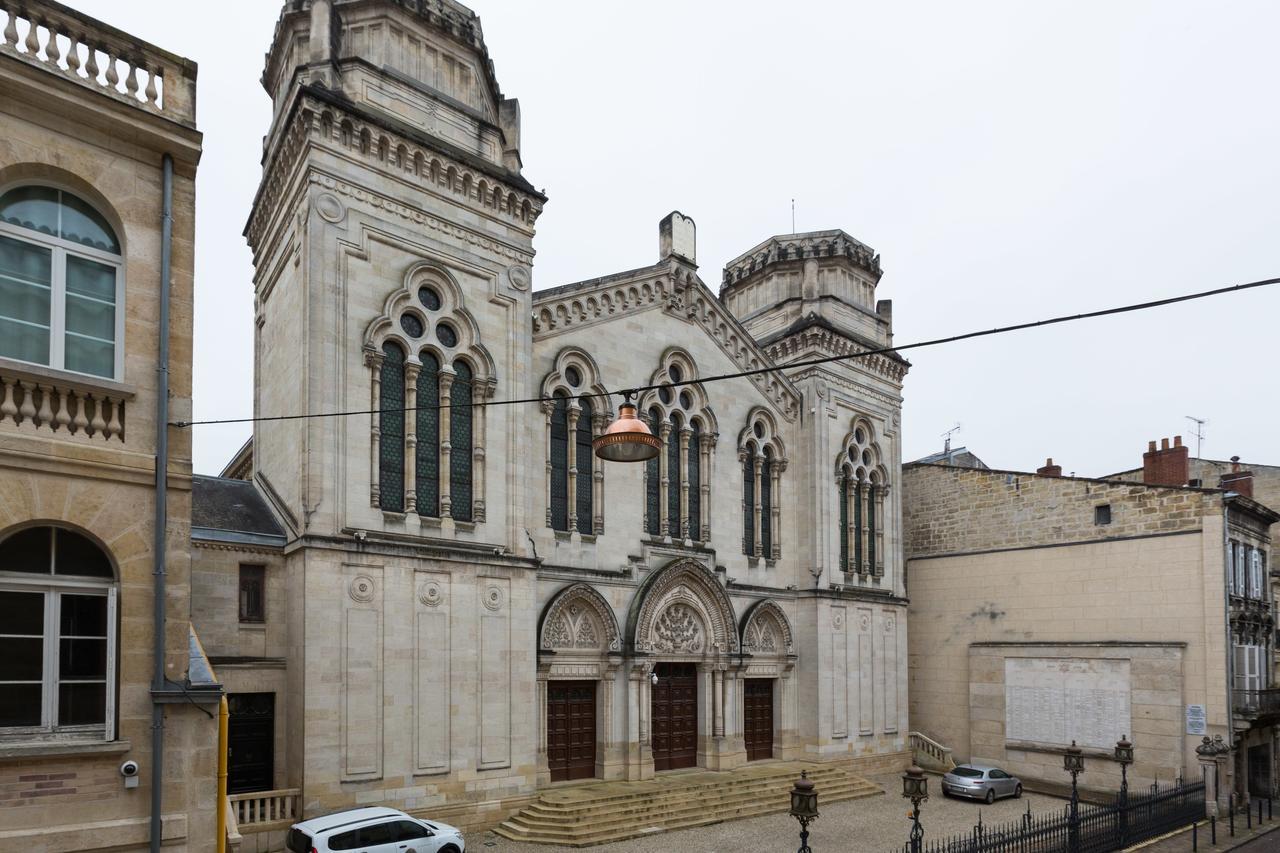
653 603 705 654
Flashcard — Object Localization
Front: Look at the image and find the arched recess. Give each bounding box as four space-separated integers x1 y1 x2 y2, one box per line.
739 599 795 657
628 558 738 657
540 347 612 535
538 582 622 654
835 415 889 578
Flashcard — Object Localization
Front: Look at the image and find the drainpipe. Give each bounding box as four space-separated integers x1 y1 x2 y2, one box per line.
150 152 174 853
217 696 228 853
1223 501 1235 804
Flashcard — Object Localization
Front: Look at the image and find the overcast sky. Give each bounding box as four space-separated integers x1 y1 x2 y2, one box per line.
74 1 1280 478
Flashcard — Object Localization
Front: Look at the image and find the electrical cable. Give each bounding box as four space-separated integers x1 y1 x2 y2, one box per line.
171 274 1280 428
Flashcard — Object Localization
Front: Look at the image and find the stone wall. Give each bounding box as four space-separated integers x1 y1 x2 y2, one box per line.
903 463 1217 558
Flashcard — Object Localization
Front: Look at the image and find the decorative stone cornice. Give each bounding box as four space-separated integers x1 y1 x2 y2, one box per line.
722 229 882 290
767 326 910 384
191 540 283 556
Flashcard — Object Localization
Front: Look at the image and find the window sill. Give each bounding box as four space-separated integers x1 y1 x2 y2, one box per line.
0 738 131 761
0 356 134 399
238 622 267 631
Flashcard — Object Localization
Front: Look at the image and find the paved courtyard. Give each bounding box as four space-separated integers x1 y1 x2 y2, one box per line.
471 773 1070 853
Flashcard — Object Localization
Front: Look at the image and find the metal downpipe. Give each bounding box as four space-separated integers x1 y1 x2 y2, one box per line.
150 152 173 853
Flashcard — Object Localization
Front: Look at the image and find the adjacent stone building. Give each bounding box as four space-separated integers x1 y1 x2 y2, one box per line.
187 0 913 839
904 437 1280 807
0 3 217 851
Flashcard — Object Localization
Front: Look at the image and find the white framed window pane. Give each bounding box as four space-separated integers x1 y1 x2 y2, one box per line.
0 234 52 365
64 335 115 378
0 589 45 727
64 255 116 377
0 186 59 238
65 255 116 302
58 194 119 254
58 683 106 726
56 593 107 727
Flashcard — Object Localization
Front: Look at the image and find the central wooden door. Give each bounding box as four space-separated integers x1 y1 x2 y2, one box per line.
547 681 597 782
227 692 275 794
744 679 774 762
652 663 698 771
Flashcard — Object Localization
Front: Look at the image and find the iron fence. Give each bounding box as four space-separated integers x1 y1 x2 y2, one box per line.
890 779 1205 853
1233 688 1280 716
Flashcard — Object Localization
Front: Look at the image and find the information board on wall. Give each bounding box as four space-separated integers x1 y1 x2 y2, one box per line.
1004 658 1131 749
1186 704 1206 735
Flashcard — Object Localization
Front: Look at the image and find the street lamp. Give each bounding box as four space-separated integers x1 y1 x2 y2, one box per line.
901 764 929 853
1114 735 1134 798
593 392 661 462
790 769 819 853
1064 740 1085 850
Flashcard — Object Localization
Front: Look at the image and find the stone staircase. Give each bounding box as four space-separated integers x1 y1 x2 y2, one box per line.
493 762 883 847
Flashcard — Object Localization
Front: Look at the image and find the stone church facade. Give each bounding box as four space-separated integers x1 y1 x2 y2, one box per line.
192 0 911 826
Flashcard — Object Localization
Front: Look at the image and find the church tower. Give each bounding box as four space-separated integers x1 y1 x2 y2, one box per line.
243 0 544 807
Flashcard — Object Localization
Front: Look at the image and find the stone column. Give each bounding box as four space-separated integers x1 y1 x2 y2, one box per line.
699 432 714 541
592 413 607 534
771 460 786 560
473 379 492 522
567 403 580 532
438 368 455 519
873 483 885 576
658 421 672 536
752 450 763 557
403 362 420 514
679 428 691 539
535 670 551 787
541 400 555 527
713 668 725 738
365 348 383 507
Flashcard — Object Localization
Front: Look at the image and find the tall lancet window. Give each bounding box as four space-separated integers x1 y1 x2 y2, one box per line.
415 352 440 517
365 267 494 523
450 359 474 522
739 412 785 559
379 342 406 513
836 419 887 578
641 355 716 544
541 352 608 535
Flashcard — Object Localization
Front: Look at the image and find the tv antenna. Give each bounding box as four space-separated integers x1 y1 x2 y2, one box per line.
1184 416 1207 457
791 198 796 233
942 423 961 456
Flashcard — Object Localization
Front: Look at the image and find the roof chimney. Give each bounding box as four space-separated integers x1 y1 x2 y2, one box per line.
1036 458 1063 477
1219 455 1254 498
1142 435 1189 487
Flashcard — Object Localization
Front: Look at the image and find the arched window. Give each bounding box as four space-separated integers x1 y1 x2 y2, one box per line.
576 397 594 533
549 391 569 531
836 420 886 578
740 412 785 559
645 407 662 537
450 359 473 522
667 412 683 539
415 352 440 517
0 526 116 738
379 342 406 513
0 186 122 379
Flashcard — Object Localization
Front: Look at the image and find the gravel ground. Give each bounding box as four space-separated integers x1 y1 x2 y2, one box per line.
470 773 1070 853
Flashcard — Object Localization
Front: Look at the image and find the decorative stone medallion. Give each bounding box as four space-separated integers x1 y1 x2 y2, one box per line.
349 574 376 603
315 191 346 224
483 584 505 612
419 580 444 607
507 264 531 291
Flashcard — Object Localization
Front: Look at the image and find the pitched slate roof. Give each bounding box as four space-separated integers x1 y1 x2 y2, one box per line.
191 475 285 547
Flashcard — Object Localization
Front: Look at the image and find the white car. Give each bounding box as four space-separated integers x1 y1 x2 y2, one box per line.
286 807 465 853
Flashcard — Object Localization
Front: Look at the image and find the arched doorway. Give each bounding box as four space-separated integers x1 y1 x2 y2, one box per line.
739 599 797 762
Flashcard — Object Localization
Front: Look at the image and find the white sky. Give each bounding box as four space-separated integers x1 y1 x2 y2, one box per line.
73 1 1280 478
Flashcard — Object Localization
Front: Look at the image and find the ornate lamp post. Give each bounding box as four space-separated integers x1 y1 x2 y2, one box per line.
790 769 819 853
1064 741 1085 853
1114 735 1134 798
901 764 929 853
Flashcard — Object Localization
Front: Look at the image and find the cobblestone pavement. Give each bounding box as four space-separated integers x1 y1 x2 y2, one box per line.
471 774 1071 853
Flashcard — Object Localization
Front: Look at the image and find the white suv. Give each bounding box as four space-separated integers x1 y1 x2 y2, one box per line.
286 807 465 853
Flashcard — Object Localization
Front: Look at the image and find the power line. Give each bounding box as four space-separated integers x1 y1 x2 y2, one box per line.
171 274 1280 428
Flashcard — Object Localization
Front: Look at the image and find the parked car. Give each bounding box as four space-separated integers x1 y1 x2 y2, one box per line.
941 765 1023 803
286 807 465 853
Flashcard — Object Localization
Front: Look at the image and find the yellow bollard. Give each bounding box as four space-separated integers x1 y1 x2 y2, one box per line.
217 696 228 853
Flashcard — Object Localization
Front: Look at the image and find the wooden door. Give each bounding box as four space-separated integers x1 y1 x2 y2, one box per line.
744 679 774 761
652 663 698 771
227 692 275 794
547 681 597 782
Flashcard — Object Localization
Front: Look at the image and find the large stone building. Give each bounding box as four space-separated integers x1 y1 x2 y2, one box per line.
187 0 912 840
903 437 1279 807
0 4 218 851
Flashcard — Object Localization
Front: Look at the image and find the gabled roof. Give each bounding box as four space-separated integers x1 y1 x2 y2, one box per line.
191 476 286 548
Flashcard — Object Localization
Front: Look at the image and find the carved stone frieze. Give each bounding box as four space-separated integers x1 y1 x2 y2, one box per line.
653 603 705 654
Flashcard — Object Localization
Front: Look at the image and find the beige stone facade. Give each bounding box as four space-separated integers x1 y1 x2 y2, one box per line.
904 457 1279 805
186 0 912 837
0 3 215 851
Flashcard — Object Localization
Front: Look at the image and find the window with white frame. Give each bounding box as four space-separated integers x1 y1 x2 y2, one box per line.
0 186 123 380
0 526 117 740
1249 546 1264 600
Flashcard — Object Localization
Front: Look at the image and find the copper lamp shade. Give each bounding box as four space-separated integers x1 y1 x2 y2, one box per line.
593 398 661 462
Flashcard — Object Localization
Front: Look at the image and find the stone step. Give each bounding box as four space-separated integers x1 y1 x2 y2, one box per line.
493 764 884 846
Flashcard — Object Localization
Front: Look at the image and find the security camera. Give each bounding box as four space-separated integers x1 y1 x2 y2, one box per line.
120 760 140 789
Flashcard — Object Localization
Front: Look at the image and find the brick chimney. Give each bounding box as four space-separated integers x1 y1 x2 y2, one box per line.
1142 436 1189 487
1036 458 1063 477
1219 455 1254 498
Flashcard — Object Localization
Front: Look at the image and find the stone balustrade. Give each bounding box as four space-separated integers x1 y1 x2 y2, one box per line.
0 0 196 124
230 788 301 832
909 730 956 771
0 361 131 441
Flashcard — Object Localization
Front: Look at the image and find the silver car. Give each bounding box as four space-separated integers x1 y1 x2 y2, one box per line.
941 764 1023 803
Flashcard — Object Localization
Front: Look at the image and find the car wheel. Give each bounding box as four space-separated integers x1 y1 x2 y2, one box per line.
984 789 995 804
1014 784 1023 798
439 846 460 853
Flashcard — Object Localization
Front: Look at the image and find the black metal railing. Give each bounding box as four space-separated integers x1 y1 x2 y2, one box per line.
1233 689 1280 716
889 779 1205 853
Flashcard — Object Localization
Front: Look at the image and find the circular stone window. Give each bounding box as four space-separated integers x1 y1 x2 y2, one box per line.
565 366 582 388
863 449 872 466
436 322 458 348
855 428 865 444
658 385 673 405
679 391 693 409
668 364 682 383
419 286 442 311
399 313 424 338
753 422 765 439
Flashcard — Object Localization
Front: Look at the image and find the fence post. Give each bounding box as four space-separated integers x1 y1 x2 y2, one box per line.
1258 798 1263 825
1211 814 1216 845
1248 795 1252 829
1193 820 1198 852
1230 793 1236 836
